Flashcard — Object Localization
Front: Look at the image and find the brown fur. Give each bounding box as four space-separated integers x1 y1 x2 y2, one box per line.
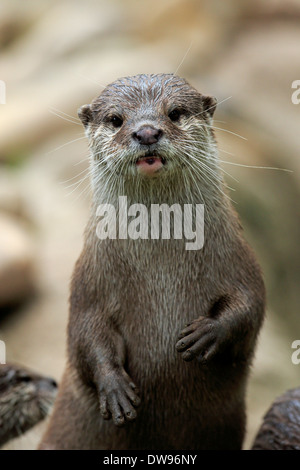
39 74 265 450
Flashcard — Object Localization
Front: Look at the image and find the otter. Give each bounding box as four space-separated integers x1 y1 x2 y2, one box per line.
252 387 300 450
0 363 57 447
39 73 265 450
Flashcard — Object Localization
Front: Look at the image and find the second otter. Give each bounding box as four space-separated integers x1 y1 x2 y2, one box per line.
39 74 265 450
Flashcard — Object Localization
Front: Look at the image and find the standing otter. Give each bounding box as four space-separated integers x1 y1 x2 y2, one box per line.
0 363 57 447
39 74 265 450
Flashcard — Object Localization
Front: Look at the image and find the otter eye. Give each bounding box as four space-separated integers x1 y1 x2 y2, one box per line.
110 115 123 128
168 108 182 122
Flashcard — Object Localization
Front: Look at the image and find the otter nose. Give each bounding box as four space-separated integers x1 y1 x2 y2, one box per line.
133 126 163 145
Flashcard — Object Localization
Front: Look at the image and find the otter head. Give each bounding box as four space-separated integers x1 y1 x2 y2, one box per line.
0 364 57 446
78 74 217 185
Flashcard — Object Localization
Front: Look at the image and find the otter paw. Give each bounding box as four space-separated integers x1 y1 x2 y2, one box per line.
176 317 226 363
97 370 140 426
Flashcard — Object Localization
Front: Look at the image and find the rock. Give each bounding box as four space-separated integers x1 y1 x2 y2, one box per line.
252 387 300 450
0 213 35 308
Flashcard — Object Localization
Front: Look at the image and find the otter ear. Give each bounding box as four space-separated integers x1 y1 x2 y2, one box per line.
202 95 217 118
78 104 93 127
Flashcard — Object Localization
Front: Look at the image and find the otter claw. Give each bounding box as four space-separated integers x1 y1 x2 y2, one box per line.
176 317 225 363
97 370 140 426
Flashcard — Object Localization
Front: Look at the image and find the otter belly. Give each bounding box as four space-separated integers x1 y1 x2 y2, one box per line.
110 278 247 450
95 350 246 450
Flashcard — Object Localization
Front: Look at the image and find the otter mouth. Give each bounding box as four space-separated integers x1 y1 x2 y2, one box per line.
135 153 166 175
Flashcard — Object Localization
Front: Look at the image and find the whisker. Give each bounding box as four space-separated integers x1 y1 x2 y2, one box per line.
173 40 194 76
49 109 81 126
45 136 87 155
218 160 293 172
75 73 106 89
64 172 91 194
195 96 232 118
203 123 247 141
60 166 90 186
49 107 81 122
218 147 235 157
67 171 92 200
181 149 237 204
73 154 91 166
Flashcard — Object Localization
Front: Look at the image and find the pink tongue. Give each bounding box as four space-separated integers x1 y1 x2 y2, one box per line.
136 156 163 175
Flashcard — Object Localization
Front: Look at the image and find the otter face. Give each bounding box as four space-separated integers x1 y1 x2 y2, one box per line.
78 74 217 178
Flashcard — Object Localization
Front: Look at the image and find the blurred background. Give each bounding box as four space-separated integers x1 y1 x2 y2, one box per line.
0 0 299 450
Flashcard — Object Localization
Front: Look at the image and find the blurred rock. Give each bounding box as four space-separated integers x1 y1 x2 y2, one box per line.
0 213 35 308
251 387 300 450
0 171 24 218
